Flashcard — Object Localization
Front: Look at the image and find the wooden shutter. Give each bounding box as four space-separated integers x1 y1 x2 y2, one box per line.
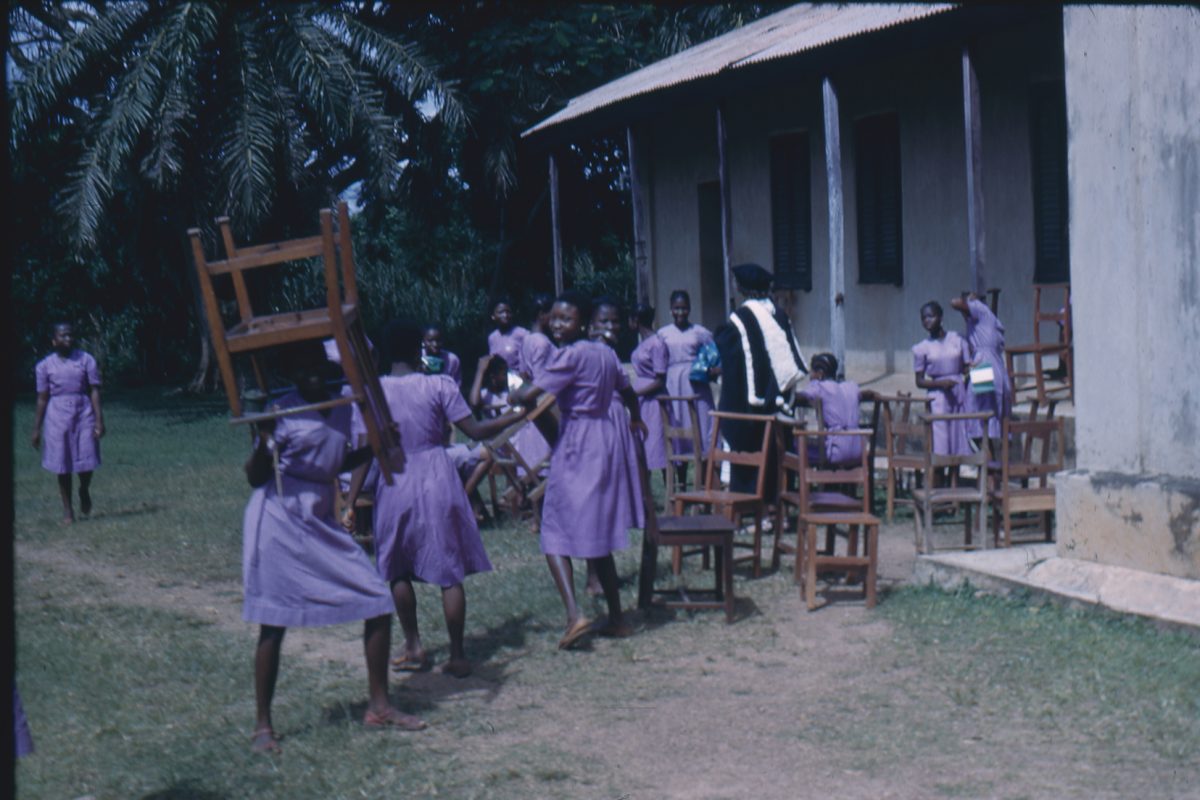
1030 80 1070 284
769 132 813 291
854 112 903 286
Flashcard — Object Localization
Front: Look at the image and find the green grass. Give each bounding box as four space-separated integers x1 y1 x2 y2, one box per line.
14 388 1200 799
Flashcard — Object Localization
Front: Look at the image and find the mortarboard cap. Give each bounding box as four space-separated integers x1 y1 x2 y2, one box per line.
732 263 773 292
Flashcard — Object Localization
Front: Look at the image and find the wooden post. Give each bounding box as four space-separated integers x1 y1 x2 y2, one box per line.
822 77 846 375
716 103 734 313
627 126 654 306
962 45 986 295
549 152 564 295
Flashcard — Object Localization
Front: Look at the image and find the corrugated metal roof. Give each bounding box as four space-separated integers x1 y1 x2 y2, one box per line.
523 3 955 137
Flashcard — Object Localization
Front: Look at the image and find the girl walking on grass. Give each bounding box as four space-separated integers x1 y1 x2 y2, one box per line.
511 292 644 650
350 322 523 678
31 322 105 524
243 343 424 754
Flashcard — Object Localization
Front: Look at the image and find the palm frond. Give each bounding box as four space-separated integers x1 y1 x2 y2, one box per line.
317 11 467 131
274 8 359 140
10 2 148 144
345 75 402 195
218 12 279 228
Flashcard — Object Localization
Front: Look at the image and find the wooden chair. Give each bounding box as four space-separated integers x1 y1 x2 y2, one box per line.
880 393 933 521
479 393 557 526
792 429 879 611
1005 282 1072 405
634 436 737 622
911 412 993 554
657 395 705 509
189 202 399 483
988 416 1065 547
672 411 775 578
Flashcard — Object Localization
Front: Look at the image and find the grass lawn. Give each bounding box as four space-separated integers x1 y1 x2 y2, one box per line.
13 388 1200 799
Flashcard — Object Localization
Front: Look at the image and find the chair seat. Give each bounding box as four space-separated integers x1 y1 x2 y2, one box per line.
912 487 985 503
657 514 737 535
226 305 359 352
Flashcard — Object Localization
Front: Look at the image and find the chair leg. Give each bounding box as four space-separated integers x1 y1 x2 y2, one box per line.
772 502 785 570
637 532 657 612
752 510 763 579
923 499 934 555
865 524 879 609
804 522 819 611
886 469 896 522
964 504 973 548
720 542 735 623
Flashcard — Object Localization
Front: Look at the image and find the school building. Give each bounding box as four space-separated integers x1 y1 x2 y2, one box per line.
524 5 1200 582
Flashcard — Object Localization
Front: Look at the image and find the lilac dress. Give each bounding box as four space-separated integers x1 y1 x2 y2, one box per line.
14 684 33 757
657 323 716 455
443 351 462 387
963 298 1013 439
488 326 530 376
535 341 642 558
242 392 394 627
373 374 492 587
520 331 555 380
35 350 101 474
801 379 864 465
912 332 973 455
630 333 669 470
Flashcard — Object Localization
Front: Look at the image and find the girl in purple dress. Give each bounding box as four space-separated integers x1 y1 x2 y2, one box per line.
657 291 716 478
351 323 522 679
912 301 973 456
421 324 462 387
243 343 424 753
628 303 669 475
487 296 529 377
795 353 877 466
950 293 1013 442
520 292 556 381
31 322 105 524
512 292 645 650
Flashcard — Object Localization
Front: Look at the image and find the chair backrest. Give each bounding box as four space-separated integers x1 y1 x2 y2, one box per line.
702 411 775 498
1000 417 1065 489
633 431 662 545
1032 283 1071 346
880 393 930 463
796 428 874 514
917 412 993 471
658 395 705 497
484 393 556 482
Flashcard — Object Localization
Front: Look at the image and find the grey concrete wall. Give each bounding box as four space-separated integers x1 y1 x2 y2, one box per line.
1057 5 1200 578
645 16 1063 379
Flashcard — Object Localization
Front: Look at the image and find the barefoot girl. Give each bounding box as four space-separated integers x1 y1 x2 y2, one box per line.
627 303 669 479
243 343 424 753
487 295 529 378
912 301 972 456
512 292 644 649
657 291 716 482
32 322 104 523
352 322 523 678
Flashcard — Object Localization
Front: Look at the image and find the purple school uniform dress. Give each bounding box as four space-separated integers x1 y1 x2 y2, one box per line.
535 341 642 558
657 323 716 455
520 331 555 380
801 379 864 465
373 374 492 587
35 350 101 475
488 326 529 376
912 332 973 455
630 333 670 470
962 298 1013 439
14 684 33 757
443 351 462 387
242 392 394 627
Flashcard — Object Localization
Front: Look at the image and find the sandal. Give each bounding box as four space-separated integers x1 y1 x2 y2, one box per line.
364 708 427 731
557 617 592 650
390 652 432 673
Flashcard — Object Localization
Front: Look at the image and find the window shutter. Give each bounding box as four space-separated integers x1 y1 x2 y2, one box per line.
855 112 903 286
1030 81 1070 283
769 132 812 291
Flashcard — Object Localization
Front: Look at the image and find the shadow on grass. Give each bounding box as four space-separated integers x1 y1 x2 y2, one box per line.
141 783 226 800
83 502 166 521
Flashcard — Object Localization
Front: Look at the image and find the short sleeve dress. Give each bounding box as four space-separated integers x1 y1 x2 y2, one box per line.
963 298 1013 439
912 332 973 455
657 323 716 455
35 349 101 475
520 331 555 380
535 341 642 558
630 333 670 470
488 326 530 376
242 392 394 627
372 374 492 588
800 379 864 465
